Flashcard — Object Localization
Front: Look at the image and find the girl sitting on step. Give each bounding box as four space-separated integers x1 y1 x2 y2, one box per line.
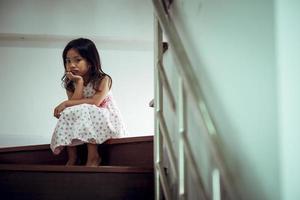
50 38 126 167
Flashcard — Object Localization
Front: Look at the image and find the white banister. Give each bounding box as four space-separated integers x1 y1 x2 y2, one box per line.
153 0 241 199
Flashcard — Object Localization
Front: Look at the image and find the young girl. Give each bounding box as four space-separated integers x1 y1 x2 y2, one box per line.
50 38 125 167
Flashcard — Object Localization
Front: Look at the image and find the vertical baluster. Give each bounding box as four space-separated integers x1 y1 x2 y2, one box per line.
154 15 163 200
212 168 221 200
178 77 186 199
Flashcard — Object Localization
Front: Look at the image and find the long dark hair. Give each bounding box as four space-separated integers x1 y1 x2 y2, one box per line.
61 38 112 92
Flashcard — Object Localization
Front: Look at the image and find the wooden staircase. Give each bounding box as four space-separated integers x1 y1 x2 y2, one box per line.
0 136 154 200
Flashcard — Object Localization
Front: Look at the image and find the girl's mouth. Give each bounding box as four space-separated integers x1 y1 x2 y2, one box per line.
71 70 79 74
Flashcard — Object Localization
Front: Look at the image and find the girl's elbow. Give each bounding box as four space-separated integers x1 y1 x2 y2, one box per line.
93 100 101 107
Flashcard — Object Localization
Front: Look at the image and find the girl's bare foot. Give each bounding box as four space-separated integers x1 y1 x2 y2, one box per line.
66 159 77 166
66 146 77 166
86 143 101 167
85 156 101 167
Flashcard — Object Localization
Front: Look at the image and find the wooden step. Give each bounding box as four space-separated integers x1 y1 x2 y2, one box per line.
0 136 154 199
0 164 154 200
0 136 153 167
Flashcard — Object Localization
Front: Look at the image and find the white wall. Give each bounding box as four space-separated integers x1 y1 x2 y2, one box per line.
0 0 153 39
0 0 154 147
167 0 279 199
276 1 300 199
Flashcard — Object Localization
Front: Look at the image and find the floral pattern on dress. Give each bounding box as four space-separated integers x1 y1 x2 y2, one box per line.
50 82 125 155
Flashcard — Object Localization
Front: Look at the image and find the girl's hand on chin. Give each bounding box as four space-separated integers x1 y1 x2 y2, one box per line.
66 71 83 83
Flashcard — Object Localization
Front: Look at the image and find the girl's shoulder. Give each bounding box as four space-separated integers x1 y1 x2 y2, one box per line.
99 75 112 87
100 75 110 81
90 75 112 91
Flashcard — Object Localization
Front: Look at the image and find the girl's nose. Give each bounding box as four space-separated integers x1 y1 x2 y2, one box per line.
70 62 76 68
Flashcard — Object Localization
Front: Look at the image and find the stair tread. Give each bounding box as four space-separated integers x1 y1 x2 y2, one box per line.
0 164 153 173
0 135 153 153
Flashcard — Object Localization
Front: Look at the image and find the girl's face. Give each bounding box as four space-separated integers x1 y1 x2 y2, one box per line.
65 48 90 77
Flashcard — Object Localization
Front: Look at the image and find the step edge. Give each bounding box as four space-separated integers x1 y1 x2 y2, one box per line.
0 164 154 173
104 135 153 145
0 135 154 153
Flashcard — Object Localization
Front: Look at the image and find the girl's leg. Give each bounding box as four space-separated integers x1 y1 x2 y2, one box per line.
86 143 101 167
66 146 77 166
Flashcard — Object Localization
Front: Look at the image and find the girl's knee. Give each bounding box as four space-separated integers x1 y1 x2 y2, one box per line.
62 105 81 115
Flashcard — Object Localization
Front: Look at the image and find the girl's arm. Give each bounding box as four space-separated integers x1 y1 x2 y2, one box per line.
66 81 84 100
67 73 84 100
55 77 83 117
65 76 110 107
54 76 109 118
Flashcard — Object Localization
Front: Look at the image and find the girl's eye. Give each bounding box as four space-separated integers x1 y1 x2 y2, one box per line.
65 57 82 64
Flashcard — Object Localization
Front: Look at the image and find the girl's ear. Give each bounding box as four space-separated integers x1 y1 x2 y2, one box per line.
88 62 92 69
87 63 91 69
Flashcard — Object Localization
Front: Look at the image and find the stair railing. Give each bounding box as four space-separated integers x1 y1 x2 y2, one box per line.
153 0 240 199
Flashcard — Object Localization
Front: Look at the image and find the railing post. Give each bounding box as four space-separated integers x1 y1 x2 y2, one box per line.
212 168 221 200
154 15 163 200
178 77 186 200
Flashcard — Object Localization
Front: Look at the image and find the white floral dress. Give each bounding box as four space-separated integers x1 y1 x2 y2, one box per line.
50 82 126 155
